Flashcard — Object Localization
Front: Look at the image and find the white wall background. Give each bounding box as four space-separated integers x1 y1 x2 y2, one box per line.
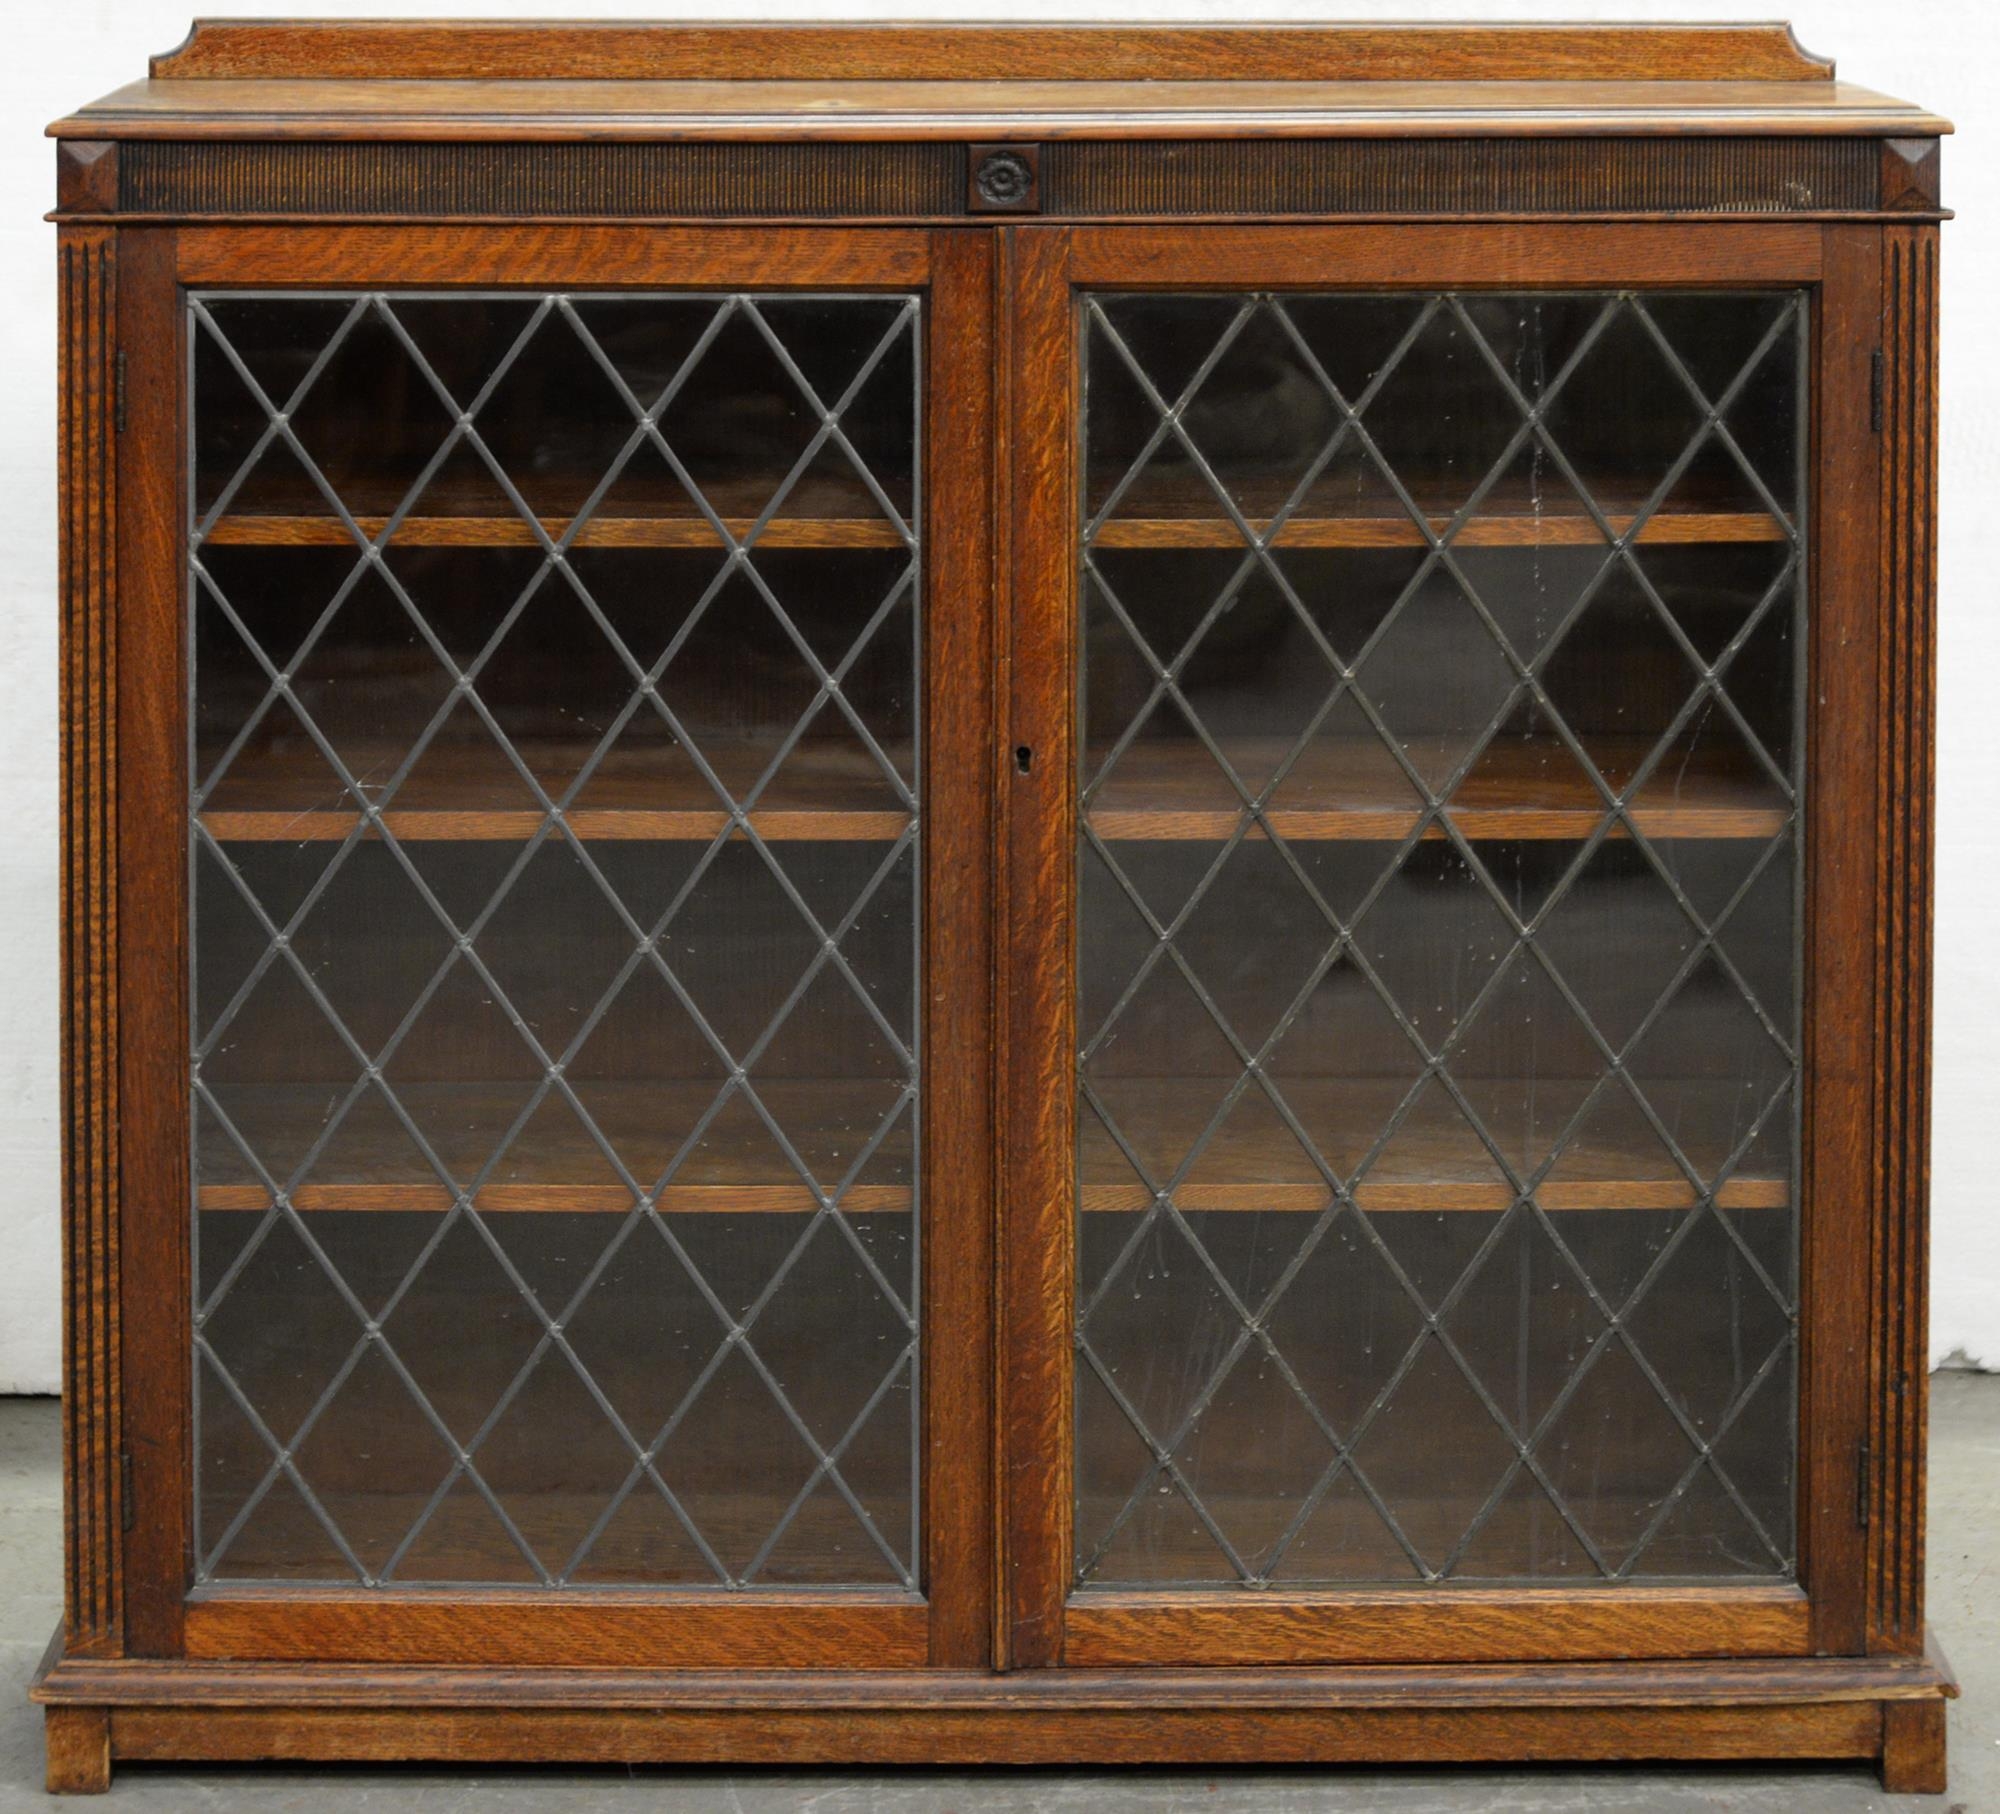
0 0 1993 1391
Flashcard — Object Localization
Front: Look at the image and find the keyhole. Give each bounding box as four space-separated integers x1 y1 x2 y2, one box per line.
1014 745 1034 775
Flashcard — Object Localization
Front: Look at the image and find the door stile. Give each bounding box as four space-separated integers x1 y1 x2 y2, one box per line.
114 226 193 1659
919 226 1000 1669
1799 225 1882 1656
997 224 1080 1670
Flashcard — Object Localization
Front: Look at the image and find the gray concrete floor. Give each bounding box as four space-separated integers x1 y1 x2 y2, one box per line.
0 1374 1993 1810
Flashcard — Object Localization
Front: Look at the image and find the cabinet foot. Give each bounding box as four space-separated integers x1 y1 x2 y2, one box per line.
44 1705 111 1794
1881 1698 1948 1795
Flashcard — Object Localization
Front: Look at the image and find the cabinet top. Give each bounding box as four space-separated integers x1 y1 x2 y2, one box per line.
50 19 1949 141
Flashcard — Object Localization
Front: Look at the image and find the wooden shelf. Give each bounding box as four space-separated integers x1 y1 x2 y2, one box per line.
198 1078 1781 1217
1083 1078 1786 1213
198 471 908 552
194 476 1781 555
205 514 905 552
1093 511 1784 552
199 735 1775 846
1088 474 1786 552
199 508 1775 556
141 21 1842 86
199 1080 912 1215
1087 737 1786 842
200 740 914 843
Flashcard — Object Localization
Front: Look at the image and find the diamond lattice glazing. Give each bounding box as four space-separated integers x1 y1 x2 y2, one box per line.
1075 290 1804 1587
189 291 922 1588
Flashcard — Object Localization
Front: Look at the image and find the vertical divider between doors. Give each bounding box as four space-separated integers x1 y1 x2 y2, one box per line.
997 225 1078 1670
922 228 1001 1668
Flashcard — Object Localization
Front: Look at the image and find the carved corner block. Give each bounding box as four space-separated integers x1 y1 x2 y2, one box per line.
56 142 119 215
1880 137 1942 211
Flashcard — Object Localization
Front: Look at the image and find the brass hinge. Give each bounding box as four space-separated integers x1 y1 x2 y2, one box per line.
120 1450 135 1532
1856 1435 1872 1528
1869 348 1884 433
114 349 127 434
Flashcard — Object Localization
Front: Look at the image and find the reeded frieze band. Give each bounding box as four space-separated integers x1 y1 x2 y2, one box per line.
1042 136 1880 218
120 140 966 219
105 135 1903 222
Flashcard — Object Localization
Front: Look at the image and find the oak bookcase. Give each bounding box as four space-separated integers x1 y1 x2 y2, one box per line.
36 18 1955 1794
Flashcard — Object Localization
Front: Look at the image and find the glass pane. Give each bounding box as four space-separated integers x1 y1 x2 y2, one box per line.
191 290 921 1588
1076 289 1802 1588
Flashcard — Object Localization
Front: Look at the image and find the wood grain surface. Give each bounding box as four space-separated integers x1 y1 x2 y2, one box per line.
198 740 916 844
183 1592 928 1668
100 1698 1886 1768
1063 222 1826 288
997 223 1078 1669
195 1079 913 1215
147 23 1839 86
1796 225 1880 1659
916 227 1000 1668
52 78 1949 147
32 1638 1956 1709
34 1630 1955 1778
111 229 191 1660
1077 1077 1789 1214
1084 736 1788 842
1062 1583 1811 1666
174 225 932 289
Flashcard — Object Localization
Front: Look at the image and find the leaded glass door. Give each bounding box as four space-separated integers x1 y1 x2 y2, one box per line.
1001 224 1831 1669
168 228 995 1666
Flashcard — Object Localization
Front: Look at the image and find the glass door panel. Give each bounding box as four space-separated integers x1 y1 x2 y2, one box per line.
1075 289 1802 1588
189 289 922 1588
